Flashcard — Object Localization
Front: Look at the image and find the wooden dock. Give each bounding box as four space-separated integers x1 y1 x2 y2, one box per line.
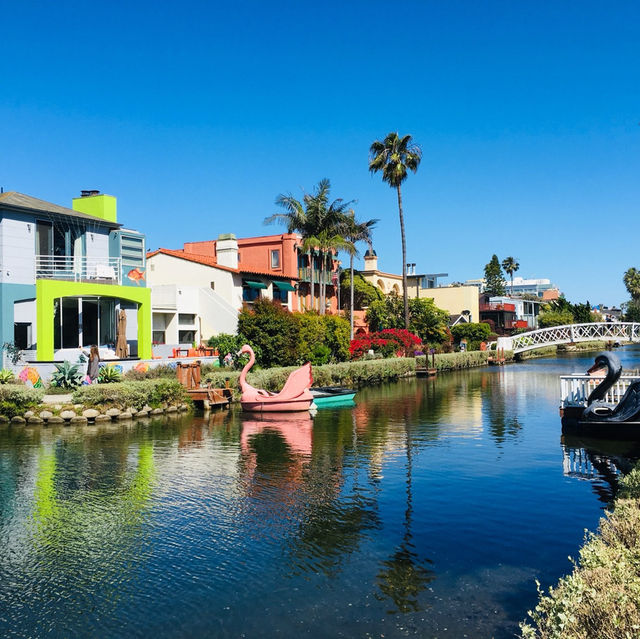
177 361 232 410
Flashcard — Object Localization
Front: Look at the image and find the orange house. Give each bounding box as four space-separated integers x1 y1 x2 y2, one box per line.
183 233 340 313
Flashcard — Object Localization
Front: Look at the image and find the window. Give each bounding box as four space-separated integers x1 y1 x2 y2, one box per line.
179 330 195 344
243 286 261 303
210 281 215 290
271 249 281 269
153 330 166 344
273 288 288 303
178 314 196 325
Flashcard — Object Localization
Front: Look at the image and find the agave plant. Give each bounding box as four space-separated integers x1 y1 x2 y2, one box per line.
98 365 122 384
0 369 15 384
50 361 84 389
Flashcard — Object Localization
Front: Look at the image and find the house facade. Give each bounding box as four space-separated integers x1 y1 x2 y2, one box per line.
0 191 151 362
360 250 480 323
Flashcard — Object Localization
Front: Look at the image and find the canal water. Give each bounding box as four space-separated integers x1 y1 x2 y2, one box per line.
2 348 640 638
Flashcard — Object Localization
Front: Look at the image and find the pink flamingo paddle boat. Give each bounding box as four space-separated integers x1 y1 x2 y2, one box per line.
238 344 314 412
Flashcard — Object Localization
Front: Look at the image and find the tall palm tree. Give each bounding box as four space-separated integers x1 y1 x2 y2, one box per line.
369 133 422 329
624 267 640 301
265 179 354 314
341 212 378 339
501 257 520 296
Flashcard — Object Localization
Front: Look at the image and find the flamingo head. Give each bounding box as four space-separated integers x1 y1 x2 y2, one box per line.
238 344 253 357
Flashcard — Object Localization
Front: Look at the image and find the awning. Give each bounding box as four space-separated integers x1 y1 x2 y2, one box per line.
272 281 296 291
243 280 267 289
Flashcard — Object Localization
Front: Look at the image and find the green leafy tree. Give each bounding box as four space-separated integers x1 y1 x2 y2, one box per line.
624 300 640 322
501 257 519 295
538 310 574 328
369 132 422 330
237 299 300 368
484 255 505 296
451 322 493 344
572 301 595 324
322 314 351 362
365 295 449 344
296 312 327 364
339 272 384 311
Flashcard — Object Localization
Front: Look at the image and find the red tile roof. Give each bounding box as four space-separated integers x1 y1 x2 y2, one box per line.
146 248 239 273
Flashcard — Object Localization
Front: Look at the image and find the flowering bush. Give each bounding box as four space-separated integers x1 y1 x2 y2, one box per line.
349 329 422 360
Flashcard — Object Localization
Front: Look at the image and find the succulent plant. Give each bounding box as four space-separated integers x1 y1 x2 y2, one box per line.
0 369 15 384
98 365 122 384
50 361 84 389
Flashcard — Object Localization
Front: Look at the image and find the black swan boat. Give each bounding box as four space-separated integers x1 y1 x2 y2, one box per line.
562 352 640 439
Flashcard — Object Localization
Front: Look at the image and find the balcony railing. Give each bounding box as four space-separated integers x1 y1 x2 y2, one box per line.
35 255 122 284
480 303 516 312
298 267 335 285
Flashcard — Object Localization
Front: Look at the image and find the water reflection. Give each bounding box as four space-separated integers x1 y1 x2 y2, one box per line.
2 355 640 637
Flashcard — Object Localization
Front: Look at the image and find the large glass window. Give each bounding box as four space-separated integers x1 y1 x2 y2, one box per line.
61 298 79 348
271 250 280 269
82 299 99 346
53 297 118 349
99 299 116 346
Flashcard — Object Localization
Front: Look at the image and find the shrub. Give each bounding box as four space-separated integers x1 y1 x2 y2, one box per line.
296 312 327 363
0 369 15 384
50 361 84 389
206 333 243 359
238 298 299 368
322 314 351 362
123 364 176 381
520 463 640 638
72 379 191 411
0 385 44 417
451 322 493 345
538 310 574 328
349 329 422 360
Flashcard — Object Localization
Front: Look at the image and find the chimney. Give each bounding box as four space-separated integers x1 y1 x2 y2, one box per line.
80 190 100 198
363 248 378 271
216 233 238 269
72 191 117 223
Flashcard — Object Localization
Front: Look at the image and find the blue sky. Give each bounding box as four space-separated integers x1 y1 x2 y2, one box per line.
1 0 639 305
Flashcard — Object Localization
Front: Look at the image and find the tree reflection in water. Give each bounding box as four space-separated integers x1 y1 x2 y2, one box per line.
376 407 434 613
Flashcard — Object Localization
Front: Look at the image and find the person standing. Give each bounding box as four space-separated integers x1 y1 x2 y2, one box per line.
86 345 100 383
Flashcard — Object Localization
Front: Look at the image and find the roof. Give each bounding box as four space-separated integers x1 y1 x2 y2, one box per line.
240 268 299 281
146 248 239 273
0 191 121 228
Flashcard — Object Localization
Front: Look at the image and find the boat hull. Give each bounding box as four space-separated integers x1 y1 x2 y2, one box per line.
310 387 357 408
562 414 640 440
241 397 313 412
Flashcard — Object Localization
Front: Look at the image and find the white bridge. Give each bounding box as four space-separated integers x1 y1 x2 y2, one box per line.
496 322 640 354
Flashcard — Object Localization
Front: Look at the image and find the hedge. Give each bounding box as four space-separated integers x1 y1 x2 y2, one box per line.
416 351 515 371
520 463 640 638
0 385 45 418
72 379 192 411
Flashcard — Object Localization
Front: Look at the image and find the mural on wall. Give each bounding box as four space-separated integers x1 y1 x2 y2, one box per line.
133 362 149 373
18 367 43 388
126 268 146 285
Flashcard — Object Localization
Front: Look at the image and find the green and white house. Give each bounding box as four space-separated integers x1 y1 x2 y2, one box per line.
0 190 151 364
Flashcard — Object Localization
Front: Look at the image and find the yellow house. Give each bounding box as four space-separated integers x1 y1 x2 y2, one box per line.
360 250 480 323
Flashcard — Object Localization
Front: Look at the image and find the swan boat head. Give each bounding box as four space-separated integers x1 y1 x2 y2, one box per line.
586 352 622 405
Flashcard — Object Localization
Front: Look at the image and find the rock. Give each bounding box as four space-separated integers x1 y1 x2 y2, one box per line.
166 405 177 413
70 416 88 425
95 414 111 422
0 415 10 423
150 408 164 415
82 409 100 419
24 410 35 418
27 416 44 424
47 416 64 424
142 405 152 413
135 410 149 418
10 416 26 424
54 404 62 411
106 408 121 418
39 410 54 420
74 404 83 411
60 410 76 420
117 412 133 420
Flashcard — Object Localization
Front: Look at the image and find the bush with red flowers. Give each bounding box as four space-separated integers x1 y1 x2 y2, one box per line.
349 329 422 360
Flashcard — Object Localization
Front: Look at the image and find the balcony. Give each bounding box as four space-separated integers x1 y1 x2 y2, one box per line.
480 302 515 312
298 267 335 285
36 255 122 284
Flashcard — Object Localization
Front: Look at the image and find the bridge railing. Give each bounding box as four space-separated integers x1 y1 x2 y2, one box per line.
560 373 640 407
510 322 640 353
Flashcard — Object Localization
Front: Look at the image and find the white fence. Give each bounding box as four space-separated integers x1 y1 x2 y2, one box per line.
35 255 122 284
560 373 640 408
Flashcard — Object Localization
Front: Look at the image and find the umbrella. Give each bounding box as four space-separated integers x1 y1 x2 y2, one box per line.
115 309 128 358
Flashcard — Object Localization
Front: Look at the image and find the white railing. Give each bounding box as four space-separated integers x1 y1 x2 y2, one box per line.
35 255 121 284
503 322 640 353
560 373 640 407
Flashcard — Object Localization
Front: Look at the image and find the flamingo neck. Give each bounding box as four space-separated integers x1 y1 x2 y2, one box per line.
239 348 255 388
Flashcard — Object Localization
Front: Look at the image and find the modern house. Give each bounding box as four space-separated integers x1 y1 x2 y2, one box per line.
147 232 341 351
360 250 480 323
0 190 151 362
465 276 561 300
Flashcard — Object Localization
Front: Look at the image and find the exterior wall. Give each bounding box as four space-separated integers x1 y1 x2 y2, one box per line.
361 270 403 295
237 234 299 278
85 227 111 260
419 287 480 323
72 194 117 223
148 253 241 308
0 213 36 285
35 280 151 360
0 283 37 349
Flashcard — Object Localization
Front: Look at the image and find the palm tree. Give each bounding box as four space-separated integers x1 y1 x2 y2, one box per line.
341 212 378 339
266 179 354 314
369 133 422 329
624 267 640 301
501 257 520 296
